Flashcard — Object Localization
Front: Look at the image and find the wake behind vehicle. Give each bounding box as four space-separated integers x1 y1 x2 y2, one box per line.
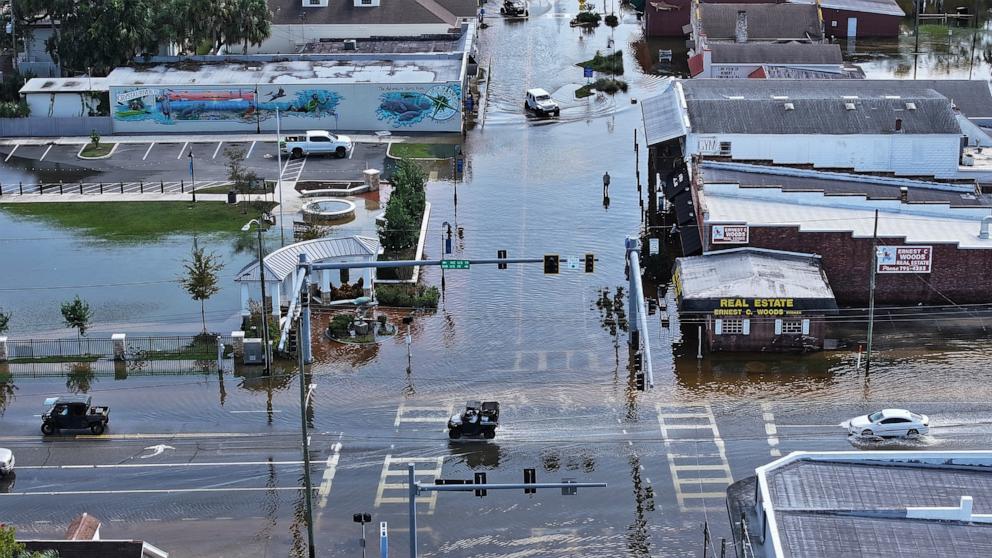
41 396 110 435
847 408 929 438
448 401 500 439
500 0 529 17
280 130 353 159
525 88 560 117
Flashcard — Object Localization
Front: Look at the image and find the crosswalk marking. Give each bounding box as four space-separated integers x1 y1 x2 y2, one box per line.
317 442 342 509
394 403 452 431
760 402 782 457
374 455 444 513
510 350 601 371
657 404 733 512
280 156 307 183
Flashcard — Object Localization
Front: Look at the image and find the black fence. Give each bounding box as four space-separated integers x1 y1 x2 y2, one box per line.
6 335 231 362
0 179 233 196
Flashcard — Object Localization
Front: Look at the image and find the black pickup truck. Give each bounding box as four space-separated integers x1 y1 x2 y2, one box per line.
41 396 110 435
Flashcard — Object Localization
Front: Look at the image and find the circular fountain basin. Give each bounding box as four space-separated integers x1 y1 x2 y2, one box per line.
302 198 357 225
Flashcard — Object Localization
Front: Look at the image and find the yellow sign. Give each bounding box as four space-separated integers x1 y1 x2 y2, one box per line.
713 298 802 317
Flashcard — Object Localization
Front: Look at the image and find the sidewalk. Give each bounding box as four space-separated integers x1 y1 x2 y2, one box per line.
0 132 462 147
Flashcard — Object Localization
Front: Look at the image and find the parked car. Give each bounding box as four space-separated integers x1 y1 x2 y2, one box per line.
41 395 110 435
500 0 529 17
525 88 560 116
847 408 930 438
0 448 13 476
280 130 353 159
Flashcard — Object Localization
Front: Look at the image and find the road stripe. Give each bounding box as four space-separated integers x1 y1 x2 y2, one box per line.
246 140 256 159
230 410 283 414
0 487 307 497
178 141 188 159
39 145 53 161
317 442 342 509
212 141 223 159
4 144 18 162
142 142 155 160
16 460 310 470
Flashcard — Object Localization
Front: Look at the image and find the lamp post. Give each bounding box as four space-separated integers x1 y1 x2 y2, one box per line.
242 219 271 375
188 149 197 203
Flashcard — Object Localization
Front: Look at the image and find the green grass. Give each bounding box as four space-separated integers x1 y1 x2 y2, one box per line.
0 201 277 241
389 143 459 160
195 183 275 194
80 143 114 158
9 355 101 364
577 50 624 75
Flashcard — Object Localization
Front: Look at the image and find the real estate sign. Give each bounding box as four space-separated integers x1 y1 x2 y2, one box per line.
712 224 749 244
876 246 932 273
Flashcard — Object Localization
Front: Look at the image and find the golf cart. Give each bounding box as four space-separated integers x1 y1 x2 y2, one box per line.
448 401 500 439
41 396 110 435
500 0 529 17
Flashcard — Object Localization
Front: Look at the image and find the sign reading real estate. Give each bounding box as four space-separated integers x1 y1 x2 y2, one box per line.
712 224 749 244
876 246 932 274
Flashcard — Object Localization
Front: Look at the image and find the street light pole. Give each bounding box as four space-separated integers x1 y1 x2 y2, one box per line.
276 108 285 247
298 321 316 558
188 149 197 202
243 219 271 376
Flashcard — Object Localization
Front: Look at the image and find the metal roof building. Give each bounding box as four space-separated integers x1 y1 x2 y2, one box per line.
696 3 824 42
729 451 992 557
706 43 842 65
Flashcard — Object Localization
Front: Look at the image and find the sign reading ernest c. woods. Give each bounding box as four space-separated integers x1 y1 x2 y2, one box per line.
876 246 933 274
712 224 749 244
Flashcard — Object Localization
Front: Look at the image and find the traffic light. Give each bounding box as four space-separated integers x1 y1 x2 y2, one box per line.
498 249 508 270
584 253 595 273
633 352 643 372
543 254 560 275
474 472 487 497
635 373 646 391
524 468 536 494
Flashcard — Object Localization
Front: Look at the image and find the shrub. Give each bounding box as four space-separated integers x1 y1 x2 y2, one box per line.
328 314 353 337
375 284 440 308
575 11 601 24
605 14 619 26
0 100 30 118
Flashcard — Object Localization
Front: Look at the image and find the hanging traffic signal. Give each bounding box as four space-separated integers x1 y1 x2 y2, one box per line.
524 468 537 494
635 373 646 391
543 255 560 275
474 472 487 497
633 352 643 372
498 249 508 270
584 253 595 273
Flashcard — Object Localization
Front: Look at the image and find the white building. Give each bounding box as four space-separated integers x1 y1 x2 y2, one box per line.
21 77 108 117
641 79 970 179
234 236 382 320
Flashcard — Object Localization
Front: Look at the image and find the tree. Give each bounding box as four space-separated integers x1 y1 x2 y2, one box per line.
378 191 416 251
392 159 427 218
223 0 272 54
60 296 92 338
225 146 260 213
89 129 100 149
0 524 59 557
0 307 10 335
179 246 225 333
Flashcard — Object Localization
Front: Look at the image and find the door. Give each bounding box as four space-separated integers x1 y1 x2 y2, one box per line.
879 417 909 436
847 17 857 39
69 403 88 429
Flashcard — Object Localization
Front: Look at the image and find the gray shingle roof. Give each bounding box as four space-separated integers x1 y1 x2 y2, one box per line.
268 0 477 27
789 0 905 17
708 42 843 64
698 3 823 41
681 80 962 135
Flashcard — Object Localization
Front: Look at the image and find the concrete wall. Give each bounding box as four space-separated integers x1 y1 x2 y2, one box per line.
0 116 112 137
25 92 101 118
247 23 456 53
689 133 962 178
110 81 463 134
705 224 992 305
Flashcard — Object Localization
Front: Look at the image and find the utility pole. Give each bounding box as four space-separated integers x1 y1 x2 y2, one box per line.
242 219 271 376
8 0 16 71
913 0 920 79
298 299 316 558
865 209 879 374
276 108 285 247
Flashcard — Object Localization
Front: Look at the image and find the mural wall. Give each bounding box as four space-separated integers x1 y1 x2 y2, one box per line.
110 82 462 134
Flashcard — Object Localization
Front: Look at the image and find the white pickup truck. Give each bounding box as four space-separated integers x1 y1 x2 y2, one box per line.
280 130 353 159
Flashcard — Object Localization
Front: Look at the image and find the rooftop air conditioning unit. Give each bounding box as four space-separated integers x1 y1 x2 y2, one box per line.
343 39 357 51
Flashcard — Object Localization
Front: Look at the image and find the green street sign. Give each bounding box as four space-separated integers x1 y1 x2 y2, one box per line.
441 259 470 270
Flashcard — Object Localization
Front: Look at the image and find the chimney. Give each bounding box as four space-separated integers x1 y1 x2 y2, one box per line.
899 186 908 202
735 11 748 43
895 118 903 132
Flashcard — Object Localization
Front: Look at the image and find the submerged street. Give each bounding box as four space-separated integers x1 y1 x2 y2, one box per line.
3 2 992 557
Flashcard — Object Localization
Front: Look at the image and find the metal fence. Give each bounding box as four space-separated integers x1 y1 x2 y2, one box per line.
0 116 112 137
6 335 231 362
0 179 233 196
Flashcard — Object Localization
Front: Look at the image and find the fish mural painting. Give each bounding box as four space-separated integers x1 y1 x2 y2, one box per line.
376 84 461 127
113 88 343 124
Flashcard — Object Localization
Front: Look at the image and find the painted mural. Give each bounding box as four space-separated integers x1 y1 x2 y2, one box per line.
376 84 461 127
113 87 342 124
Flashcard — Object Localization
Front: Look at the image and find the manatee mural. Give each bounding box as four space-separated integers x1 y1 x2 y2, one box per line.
376 84 461 127
113 88 343 124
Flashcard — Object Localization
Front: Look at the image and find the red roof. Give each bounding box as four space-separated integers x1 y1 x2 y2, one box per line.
688 53 705 77
748 66 767 78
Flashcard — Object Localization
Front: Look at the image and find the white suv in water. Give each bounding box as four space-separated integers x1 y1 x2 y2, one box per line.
525 88 560 116
0 448 13 476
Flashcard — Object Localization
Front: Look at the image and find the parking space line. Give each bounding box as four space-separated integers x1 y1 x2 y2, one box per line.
4 144 18 162
39 145 52 161
213 141 223 159
142 142 155 160
348 146 355 159
246 140 256 159
178 141 188 159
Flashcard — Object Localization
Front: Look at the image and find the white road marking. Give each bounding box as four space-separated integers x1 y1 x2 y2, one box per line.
657 404 733 512
230 410 283 414
39 145 52 161
760 402 782 457
394 403 452 431
317 442 343 509
140 444 175 459
374 455 444 513
348 145 355 159
178 141 188 159
1 486 306 497
16 460 309 470
212 141 223 159
142 142 155 160
4 144 18 162
246 140 256 159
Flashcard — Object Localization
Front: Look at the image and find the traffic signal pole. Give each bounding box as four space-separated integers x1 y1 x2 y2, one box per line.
626 237 654 389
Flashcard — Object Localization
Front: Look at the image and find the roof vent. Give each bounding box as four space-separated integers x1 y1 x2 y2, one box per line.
727 95 745 100
906 102 917 110
343 39 357 50
246 66 261 71
842 95 858 100
784 102 794 111
771 95 789 100
885 95 901 99
844 102 856 111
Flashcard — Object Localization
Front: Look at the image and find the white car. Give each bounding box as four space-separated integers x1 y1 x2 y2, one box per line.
525 88 560 116
280 130 353 159
0 448 13 476
847 409 929 438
